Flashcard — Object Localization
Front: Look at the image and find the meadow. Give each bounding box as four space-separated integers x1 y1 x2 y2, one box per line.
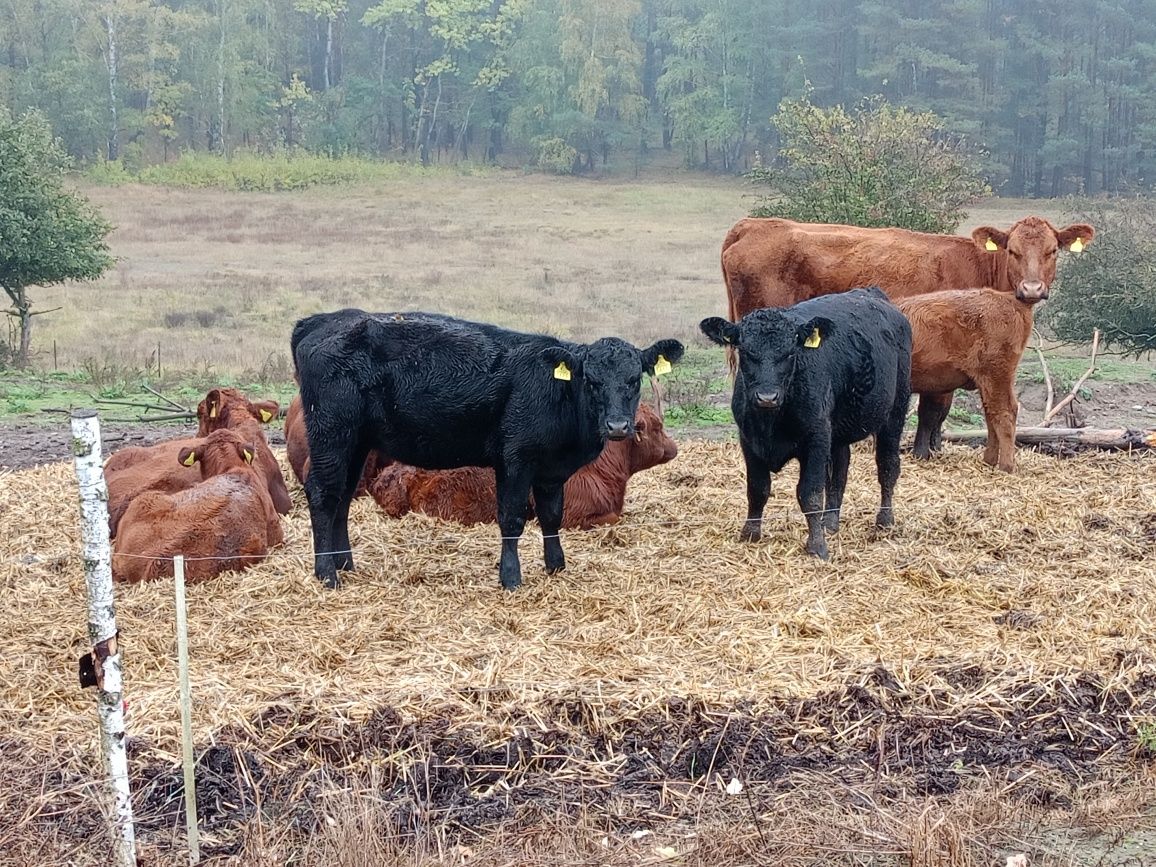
1 172 1155 866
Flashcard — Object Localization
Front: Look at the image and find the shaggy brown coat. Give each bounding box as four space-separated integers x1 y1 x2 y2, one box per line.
369 404 678 528
112 430 285 583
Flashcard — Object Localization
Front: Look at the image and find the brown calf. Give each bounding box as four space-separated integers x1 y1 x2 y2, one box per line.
369 403 678 528
197 387 280 435
112 429 284 583
897 288 1039 473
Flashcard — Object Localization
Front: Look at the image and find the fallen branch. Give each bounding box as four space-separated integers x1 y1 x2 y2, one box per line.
1042 329 1100 428
1032 330 1054 423
942 425 1156 451
141 384 191 413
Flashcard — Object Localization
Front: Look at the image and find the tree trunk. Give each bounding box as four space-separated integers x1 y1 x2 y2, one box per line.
217 0 227 154
4 285 32 369
103 13 118 161
324 14 332 91
942 426 1156 451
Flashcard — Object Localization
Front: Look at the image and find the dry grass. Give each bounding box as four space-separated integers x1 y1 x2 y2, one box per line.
33 176 1067 375
0 438 1153 863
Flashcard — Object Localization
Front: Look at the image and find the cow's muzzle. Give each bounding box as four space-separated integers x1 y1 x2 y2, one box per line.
606 420 632 441
1016 281 1048 303
754 391 782 410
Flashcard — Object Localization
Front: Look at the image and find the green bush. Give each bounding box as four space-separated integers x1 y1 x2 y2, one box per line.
532 136 578 175
1044 198 1156 356
86 151 483 191
749 95 989 233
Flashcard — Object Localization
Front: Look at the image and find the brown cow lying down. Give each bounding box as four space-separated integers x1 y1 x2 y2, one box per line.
105 391 292 528
284 394 386 497
897 288 1040 473
197 387 279 434
112 429 285 584
368 403 678 528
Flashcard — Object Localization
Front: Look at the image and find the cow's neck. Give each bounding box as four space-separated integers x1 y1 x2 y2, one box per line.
990 250 1011 293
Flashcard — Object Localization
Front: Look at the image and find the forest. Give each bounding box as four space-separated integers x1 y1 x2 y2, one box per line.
2 0 1155 196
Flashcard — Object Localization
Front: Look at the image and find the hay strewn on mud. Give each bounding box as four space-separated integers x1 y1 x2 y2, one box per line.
2 442 1155 754
1 440 1155 863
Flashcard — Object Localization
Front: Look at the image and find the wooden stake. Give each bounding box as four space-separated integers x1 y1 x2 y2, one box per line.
71 409 136 867
174 555 200 865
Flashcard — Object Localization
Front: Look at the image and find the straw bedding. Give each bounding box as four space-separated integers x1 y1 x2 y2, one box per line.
1 440 1154 863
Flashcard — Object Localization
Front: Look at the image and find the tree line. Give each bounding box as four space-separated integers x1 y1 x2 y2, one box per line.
2 0 1155 195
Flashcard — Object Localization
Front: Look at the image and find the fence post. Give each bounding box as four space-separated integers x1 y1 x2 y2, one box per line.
174 555 200 864
71 409 136 867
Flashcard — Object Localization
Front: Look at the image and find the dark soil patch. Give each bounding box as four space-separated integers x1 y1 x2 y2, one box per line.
13 667 1154 864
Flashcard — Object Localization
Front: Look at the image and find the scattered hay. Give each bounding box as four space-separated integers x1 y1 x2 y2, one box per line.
1 440 1154 864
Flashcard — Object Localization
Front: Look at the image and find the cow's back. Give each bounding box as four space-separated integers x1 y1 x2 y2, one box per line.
723 218 994 319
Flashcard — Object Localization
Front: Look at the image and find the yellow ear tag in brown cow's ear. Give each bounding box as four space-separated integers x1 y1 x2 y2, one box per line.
243 448 253 464
653 354 672 376
182 451 197 467
209 404 218 419
554 361 571 381
1070 237 1085 253
803 328 822 349
259 408 273 422
985 238 999 252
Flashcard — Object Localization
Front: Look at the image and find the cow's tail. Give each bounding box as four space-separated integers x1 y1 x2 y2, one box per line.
720 224 746 378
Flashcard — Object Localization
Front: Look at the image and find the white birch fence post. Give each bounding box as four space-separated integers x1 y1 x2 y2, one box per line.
71 409 137 867
174 555 200 864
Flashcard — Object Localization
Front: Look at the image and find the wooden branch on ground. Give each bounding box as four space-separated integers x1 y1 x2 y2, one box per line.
942 425 1156 451
1032 330 1054 424
1042 329 1100 428
142 384 191 413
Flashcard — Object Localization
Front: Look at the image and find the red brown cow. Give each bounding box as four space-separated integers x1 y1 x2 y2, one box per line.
197 387 280 435
284 394 386 497
106 390 292 519
369 403 678 528
721 215 1095 448
897 288 1040 473
112 429 285 584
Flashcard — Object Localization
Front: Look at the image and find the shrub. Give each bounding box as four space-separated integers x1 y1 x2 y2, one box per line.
749 94 989 233
1043 198 1156 356
532 136 578 175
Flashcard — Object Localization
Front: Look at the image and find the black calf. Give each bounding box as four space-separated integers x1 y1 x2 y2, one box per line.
701 286 912 558
292 309 683 589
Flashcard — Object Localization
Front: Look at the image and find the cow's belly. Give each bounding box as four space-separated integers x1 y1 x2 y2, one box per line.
910 361 972 394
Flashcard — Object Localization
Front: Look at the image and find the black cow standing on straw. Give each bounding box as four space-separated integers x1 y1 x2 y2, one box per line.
700 286 913 560
292 309 683 590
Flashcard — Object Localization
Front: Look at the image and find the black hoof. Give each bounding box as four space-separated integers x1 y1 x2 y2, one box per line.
318 573 342 590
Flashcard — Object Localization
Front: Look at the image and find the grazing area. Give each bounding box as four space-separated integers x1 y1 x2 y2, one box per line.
0 175 1154 865
2 442 1156 864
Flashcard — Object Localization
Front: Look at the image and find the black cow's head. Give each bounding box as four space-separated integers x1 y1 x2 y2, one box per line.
543 337 685 441
701 311 832 413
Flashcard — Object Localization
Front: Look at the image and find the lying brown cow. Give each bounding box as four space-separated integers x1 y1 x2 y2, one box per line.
369 403 678 528
197 387 279 434
284 394 386 496
722 216 1094 448
105 390 292 525
897 288 1041 473
112 429 285 583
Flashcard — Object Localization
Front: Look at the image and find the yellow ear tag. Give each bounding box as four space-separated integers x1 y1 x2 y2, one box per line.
182 451 197 467
209 404 218 418
553 361 571 381
653 354 672 376
259 408 273 422
1070 237 1085 253
243 448 253 464
985 238 999 252
803 328 822 349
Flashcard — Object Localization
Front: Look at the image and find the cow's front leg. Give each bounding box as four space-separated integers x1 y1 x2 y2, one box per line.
495 465 534 591
739 443 772 542
824 443 851 532
532 482 566 574
797 438 832 559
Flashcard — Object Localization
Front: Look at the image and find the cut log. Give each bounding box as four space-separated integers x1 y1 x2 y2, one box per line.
942 426 1156 451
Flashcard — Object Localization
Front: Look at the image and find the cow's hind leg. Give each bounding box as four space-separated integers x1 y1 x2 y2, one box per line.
532 482 566 575
913 392 952 459
875 403 907 529
495 463 534 591
331 445 372 572
823 444 851 532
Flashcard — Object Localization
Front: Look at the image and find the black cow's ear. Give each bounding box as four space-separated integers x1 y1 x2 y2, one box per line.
641 338 685 375
700 317 739 347
797 317 834 349
541 345 582 380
